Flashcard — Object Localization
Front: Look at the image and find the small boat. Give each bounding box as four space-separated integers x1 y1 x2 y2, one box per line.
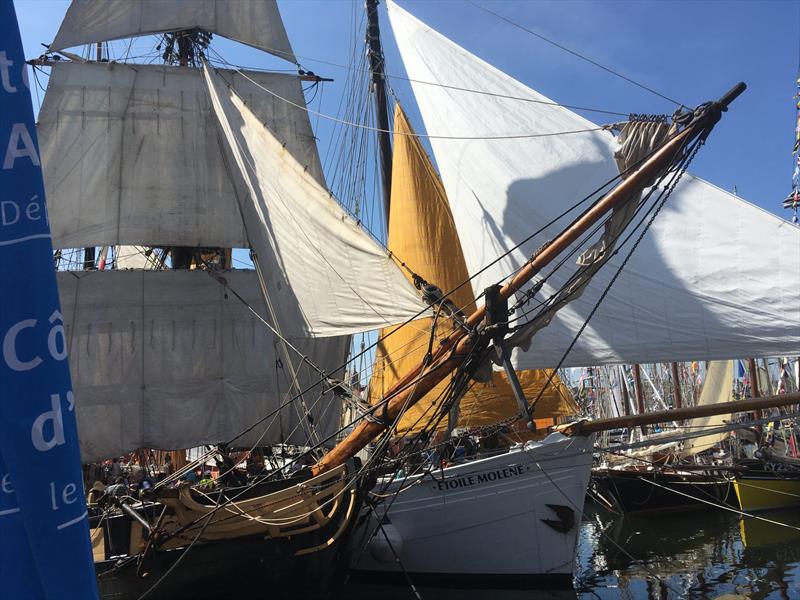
735 454 800 512
592 465 736 515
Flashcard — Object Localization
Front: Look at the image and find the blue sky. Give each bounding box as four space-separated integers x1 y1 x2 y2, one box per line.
13 0 800 222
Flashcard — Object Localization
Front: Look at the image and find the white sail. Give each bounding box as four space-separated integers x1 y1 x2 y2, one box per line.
114 246 159 269
202 63 426 338
388 2 800 369
50 0 295 62
38 61 323 249
59 269 348 462
681 361 734 457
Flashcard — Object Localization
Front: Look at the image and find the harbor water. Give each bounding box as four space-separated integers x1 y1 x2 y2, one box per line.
341 501 800 599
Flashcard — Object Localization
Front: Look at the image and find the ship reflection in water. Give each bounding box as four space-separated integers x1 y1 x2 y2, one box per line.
341 501 800 599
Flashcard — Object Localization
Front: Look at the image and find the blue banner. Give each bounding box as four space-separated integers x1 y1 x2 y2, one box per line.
0 1 98 597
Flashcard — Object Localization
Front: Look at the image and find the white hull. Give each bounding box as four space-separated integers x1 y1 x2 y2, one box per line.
352 433 594 583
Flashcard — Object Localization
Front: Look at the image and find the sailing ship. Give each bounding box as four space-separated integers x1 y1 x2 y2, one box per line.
34 0 426 597
341 0 800 585
591 360 740 514
27 0 800 595
591 357 800 515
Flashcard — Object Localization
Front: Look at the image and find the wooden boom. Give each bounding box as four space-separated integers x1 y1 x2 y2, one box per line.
313 83 747 475
555 391 800 436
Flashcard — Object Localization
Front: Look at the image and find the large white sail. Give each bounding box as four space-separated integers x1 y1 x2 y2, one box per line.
388 2 800 369
38 61 322 249
50 0 295 63
59 269 348 461
202 63 426 338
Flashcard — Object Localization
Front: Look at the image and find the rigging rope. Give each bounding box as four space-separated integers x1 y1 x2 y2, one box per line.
520 130 702 420
467 0 687 108
209 53 630 118
208 47 609 141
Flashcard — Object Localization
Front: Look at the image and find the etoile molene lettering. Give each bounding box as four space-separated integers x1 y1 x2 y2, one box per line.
434 464 530 492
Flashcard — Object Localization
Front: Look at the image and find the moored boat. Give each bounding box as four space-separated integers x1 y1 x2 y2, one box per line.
352 434 594 587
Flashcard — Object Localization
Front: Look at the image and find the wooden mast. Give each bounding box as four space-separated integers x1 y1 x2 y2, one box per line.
748 357 764 439
670 362 683 410
312 82 747 475
632 363 647 434
82 42 104 270
632 364 646 414
619 366 631 416
366 0 393 222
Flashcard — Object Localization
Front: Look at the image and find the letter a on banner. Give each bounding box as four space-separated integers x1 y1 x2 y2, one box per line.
0 1 98 597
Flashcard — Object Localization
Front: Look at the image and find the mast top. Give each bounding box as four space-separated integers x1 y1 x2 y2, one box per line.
49 0 297 64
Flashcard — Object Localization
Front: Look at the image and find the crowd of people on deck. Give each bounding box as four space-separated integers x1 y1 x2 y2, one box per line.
83 446 314 505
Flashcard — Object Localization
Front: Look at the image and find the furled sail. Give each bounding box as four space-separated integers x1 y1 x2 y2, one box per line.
388 1 800 369
202 63 426 338
50 0 295 62
680 361 734 457
58 269 348 462
38 61 322 249
370 105 577 436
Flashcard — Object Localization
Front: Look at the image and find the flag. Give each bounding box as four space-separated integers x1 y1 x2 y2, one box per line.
0 1 98 596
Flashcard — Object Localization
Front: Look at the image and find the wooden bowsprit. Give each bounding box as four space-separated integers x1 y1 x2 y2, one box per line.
313 83 748 476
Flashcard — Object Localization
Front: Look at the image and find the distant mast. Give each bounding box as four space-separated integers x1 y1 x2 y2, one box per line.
366 0 393 224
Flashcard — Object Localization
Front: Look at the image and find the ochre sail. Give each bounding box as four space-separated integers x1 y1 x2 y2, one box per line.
370 105 577 435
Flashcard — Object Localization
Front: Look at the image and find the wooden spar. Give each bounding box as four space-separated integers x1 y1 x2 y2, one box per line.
312 83 747 475
671 362 682 410
555 391 800 436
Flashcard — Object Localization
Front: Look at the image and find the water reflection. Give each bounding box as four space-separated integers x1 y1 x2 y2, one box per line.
342 502 800 599
576 502 800 599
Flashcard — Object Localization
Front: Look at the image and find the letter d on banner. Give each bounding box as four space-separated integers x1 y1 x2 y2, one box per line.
0 1 98 597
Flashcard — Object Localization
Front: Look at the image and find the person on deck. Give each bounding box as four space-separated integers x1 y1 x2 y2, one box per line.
109 457 122 482
86 481 106 504
105 477 127 498
198 470 216 490
163 453 174 476
182 468 199 484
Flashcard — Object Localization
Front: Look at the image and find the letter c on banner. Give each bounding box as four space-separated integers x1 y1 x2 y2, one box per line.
3 318 42 371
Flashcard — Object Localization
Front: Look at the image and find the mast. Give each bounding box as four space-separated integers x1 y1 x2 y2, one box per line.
631 363 647 434
82 41 104 271
619 365 631 416
748 357 764 439
313 82 747 475
670 362 682 409
632 364 646 414
366 0 393 222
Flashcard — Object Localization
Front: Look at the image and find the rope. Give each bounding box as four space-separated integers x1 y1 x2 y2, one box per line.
521 130 700 418
208 46 609 141
467 0 686 108
203 47 630 118
640 477 800 531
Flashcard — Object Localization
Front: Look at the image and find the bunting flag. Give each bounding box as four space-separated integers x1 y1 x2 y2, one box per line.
786 74 800 222
0 1 98 597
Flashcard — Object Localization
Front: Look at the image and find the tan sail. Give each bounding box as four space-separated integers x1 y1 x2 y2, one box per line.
369 105 577 436
680 360 734 457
